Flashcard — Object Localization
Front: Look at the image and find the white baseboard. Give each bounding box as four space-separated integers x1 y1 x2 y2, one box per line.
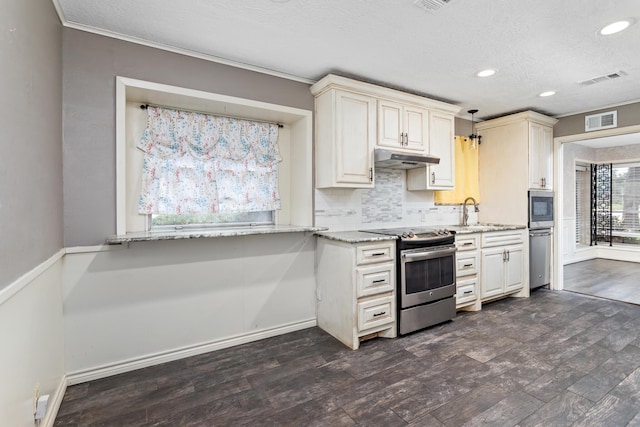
597 246 640 263
67 318 317 385
42 375 67 427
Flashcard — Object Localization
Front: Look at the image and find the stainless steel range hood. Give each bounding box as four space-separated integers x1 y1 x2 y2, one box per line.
374 149 440 170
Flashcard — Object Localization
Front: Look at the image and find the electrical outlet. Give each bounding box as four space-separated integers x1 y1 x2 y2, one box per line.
35 394 49 420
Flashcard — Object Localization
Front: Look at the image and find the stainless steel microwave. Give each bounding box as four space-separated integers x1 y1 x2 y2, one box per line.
528 190 554 228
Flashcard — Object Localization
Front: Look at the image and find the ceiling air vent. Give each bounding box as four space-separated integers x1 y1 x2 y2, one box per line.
578 71 626 86
413 0 452 13
585 110 617 132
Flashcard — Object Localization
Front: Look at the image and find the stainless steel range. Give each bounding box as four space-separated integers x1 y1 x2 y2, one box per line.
363 227 456 335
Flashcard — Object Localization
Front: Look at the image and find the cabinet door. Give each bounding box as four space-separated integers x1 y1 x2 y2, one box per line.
335 90 376 187
404 106 428 152
427 111 455 189
378 100 403 149
504 244 524 292
529 123 553 190
481 247 505 299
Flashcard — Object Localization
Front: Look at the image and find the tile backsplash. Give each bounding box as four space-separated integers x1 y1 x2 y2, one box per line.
315 168 477 231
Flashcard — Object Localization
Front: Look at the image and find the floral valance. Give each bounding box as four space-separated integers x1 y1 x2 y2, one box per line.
137 106 281 215
137 106 281 165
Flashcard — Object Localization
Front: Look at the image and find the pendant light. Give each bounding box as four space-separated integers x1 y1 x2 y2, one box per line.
468 109 482 148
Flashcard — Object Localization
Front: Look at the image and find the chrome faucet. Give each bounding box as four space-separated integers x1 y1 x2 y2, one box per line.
462 197 479 226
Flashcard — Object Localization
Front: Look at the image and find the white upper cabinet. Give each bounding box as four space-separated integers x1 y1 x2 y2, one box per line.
476 111 557 225
428 111 455 189
314 88 376 188
378 100 428 153
310 74 460 189
406 111 455 190
528 122 554 190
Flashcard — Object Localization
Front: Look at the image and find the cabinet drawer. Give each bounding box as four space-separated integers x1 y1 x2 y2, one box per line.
456 277 477 305
356 263 395 298
455 234 479 251
482 230 524 248
357 296 394 331
456 252 479 277
356 242 395 265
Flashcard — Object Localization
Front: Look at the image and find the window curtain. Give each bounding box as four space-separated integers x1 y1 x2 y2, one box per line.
137 106 281 215
434 136 480 204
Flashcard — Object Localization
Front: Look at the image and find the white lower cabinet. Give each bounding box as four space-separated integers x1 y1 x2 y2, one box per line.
316 238 397 349
454 233 481 311
480 230 525 300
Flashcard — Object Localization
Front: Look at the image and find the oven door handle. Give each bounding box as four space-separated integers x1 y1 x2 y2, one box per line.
402 247 456 262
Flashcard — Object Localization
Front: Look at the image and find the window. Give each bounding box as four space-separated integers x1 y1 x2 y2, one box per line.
575 164 590 245
588 162 640 245
115 77 313 236
136 106 281 230
151 211 273 229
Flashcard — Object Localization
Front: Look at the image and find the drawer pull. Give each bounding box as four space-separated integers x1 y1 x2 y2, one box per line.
372 279 386 283
463 290 473 294
372 311 387 317
463 263 473 267
462 242 473 246
370 252 386 257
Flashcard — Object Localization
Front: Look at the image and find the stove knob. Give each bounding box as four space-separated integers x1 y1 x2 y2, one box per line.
408 231 415 238
401 232 409 238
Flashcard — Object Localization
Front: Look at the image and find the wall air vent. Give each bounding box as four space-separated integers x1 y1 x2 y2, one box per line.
413 0 452 13
578 71 626 86
585 110 617 132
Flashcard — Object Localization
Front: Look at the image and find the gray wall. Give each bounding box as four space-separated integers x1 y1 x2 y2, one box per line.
555 102 640 137
62 29 315 246
455 117 473 137
0 0 63 290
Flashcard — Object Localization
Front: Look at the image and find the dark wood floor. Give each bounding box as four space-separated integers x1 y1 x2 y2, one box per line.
54 289 640 426
564 259 640 305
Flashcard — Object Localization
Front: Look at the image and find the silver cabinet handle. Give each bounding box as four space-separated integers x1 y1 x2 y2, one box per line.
373 311 386 317
431 171 436 184
371 252 386 257
462 242 473 246
369 167 373 182
502 250 506 262
463 263 473 267
463 290 473 294
372 279 386 283
507 250 510 261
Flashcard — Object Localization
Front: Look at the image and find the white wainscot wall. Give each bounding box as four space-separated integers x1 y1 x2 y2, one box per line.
63 233 316 383
0 251 66 427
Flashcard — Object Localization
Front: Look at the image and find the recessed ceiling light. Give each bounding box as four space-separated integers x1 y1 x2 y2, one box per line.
476 69 496 77
599 20 631 35
539 91 556 97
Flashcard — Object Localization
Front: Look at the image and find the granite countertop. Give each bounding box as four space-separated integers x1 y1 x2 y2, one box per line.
447 223 527 234
106 225 328 244
315 231 398 244
315 223 527 243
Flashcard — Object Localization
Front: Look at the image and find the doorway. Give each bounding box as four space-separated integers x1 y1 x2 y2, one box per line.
556 129 640 303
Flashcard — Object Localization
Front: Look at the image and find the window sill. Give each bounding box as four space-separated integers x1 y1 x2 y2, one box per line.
105 225 328 244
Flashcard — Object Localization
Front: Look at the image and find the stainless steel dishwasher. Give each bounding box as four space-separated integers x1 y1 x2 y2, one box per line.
529 228 552 289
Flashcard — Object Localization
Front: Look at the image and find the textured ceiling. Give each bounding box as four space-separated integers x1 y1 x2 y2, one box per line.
54 0 640 120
